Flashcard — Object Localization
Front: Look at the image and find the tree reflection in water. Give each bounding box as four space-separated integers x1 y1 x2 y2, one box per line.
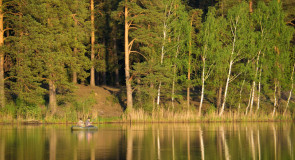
0 123 294 160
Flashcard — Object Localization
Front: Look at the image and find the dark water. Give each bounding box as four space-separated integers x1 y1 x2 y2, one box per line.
0 123 294 160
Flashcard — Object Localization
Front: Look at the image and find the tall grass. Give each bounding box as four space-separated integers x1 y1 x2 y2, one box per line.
121 108 293 122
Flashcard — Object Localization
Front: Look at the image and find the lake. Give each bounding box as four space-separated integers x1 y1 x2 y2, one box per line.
0 122 294 160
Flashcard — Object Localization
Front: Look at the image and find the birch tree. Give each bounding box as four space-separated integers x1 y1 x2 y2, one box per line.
219 2 250 116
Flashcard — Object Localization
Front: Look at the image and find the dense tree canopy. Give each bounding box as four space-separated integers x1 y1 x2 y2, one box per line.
0 0 294 120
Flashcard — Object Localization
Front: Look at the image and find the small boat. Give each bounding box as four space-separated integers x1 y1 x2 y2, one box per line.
71 125 98 131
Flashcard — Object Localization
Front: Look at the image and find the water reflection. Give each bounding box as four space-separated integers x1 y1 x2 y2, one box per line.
0 123 294 160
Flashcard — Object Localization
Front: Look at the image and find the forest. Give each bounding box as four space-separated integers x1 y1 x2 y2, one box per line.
0 0 294 122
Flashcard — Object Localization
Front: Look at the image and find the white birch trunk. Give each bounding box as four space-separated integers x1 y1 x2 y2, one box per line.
256 67 262 114
272 82 277 117
219 60 233 116
199 57 206 116
284 64 295 115
219 20 237 116
245 86 253 115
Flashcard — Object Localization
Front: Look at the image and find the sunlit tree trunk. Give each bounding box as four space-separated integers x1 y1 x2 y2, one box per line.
49 78 57 115
0 0 4 108
284 64 295 115
124 3 133 110
90 0 95 87
246 86 253 115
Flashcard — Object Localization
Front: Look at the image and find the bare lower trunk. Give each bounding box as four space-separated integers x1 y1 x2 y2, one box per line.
49 79 57 115
90 0 95 87
249 81 255 115
284 64 295 115
256 67 262 114
245 86 253 115
0 1 4 108
199 58 206 116
219 60 233 116
272 82 277 117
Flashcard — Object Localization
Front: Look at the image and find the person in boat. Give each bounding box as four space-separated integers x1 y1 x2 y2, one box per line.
77 118 85 127
85 117 92 127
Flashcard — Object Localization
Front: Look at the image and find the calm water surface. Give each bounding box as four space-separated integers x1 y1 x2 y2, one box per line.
0 123 294 160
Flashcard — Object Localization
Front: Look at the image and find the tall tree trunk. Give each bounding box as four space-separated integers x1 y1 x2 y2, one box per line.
284 64 295 115
219 25 237 116
199 57 206 116
90 0 95 87
0 0 4 108
49 79 57 115
125 4 133 110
